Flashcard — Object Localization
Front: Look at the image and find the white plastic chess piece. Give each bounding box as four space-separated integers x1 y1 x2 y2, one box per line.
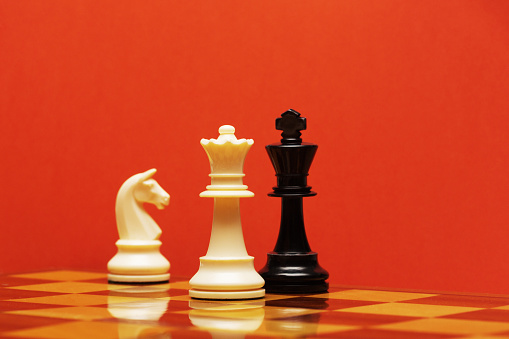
189 125 265 299
107 168 171 283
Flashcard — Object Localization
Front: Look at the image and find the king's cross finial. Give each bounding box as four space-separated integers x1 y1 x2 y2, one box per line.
276 109 307 145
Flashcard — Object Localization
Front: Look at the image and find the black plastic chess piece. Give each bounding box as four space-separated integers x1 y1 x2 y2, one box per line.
259 109 329 293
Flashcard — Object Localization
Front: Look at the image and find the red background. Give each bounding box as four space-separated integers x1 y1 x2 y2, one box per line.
1 1 509 294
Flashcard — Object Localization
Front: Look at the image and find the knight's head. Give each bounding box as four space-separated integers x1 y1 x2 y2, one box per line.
133 169 170 210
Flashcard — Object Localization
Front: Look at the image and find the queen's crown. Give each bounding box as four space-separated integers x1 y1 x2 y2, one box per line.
200 125 254 198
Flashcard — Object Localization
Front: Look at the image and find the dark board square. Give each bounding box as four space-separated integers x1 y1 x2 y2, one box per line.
311 328 457 339
0 276 52 287
317 311 419 326
402 294 509 308
0 313 72 332
443 308 509 322
0 288 64 300
0 300 64 312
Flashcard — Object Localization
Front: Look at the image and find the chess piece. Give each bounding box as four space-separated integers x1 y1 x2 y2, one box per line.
108 168 171 283
189 125 265 299
259 109 329 293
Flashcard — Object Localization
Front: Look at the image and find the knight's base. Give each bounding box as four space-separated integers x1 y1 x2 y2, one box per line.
107 240 170 284
108 273 170 283
259 252 329 294
189 288 265 300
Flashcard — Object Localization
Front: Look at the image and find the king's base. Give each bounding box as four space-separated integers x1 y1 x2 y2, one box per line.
263 281 328 294
189 288 265 300
108 273 170 283
259 252 329 294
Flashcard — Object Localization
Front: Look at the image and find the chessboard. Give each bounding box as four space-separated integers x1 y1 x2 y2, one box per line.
2 270 509 338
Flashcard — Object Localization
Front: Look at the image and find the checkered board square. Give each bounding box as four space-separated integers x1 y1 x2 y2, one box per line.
1 270 509 338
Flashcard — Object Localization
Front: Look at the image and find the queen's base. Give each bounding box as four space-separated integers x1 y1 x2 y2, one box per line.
189 256 265 300
189 288 265 300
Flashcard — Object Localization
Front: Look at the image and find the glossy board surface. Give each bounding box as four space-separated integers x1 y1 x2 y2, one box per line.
2 270 509 338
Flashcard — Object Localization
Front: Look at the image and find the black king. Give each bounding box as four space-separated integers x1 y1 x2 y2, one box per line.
259 109 329 293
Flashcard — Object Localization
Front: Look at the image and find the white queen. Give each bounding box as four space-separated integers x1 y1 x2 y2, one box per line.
189 125 265 299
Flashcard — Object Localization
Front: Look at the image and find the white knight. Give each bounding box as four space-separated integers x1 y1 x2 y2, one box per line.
108 169 171 283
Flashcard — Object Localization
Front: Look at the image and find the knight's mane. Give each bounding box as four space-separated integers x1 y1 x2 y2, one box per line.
115 169 161 240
